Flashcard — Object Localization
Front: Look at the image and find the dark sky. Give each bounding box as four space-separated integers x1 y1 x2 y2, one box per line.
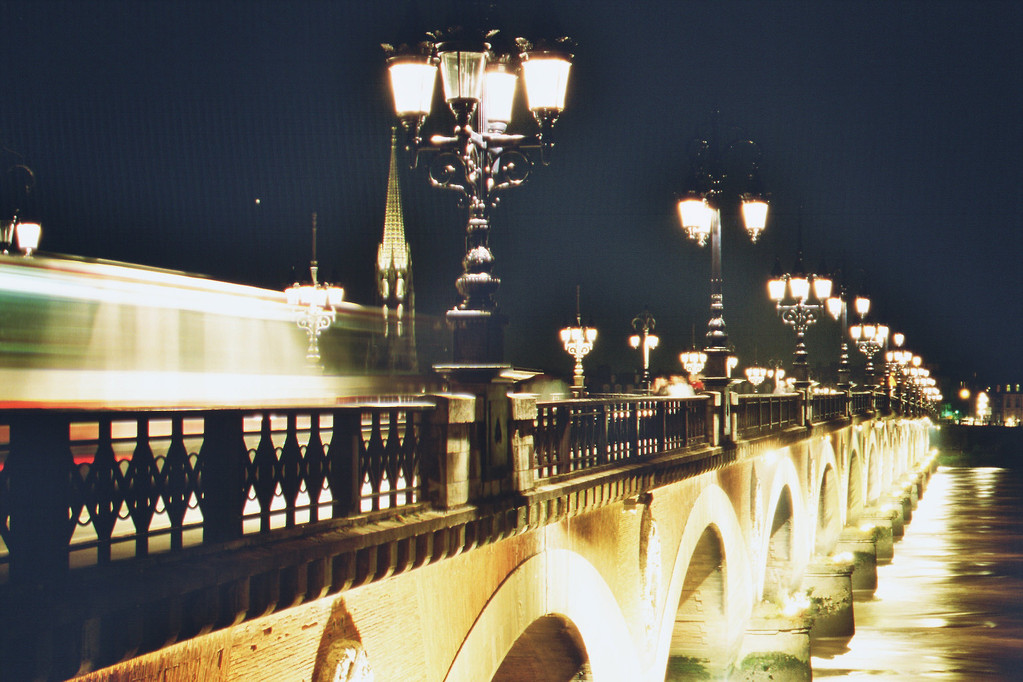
0 0 1020 390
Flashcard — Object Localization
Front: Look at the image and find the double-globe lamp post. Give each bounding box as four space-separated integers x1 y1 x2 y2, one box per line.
677 124 768 390
629 309 659 392
385 31 572 369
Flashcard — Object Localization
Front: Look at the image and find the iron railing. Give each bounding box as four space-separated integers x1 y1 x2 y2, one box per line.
0 403 433 583
533 395 711 478
734 394 802 436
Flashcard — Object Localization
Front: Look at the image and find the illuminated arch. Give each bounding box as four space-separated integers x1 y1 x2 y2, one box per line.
491 615 589 681
445 549 640 682
758 454 808 596
846 450 864 525
815 463 841 555
654 483 751 679
811 439 841 555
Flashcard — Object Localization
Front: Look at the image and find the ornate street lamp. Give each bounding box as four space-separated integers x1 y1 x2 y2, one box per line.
285 214 344 365
560 288 596 398
629 308 659 392
766 360 787 393
676 115 768 388
825 274 855 390
1 219 41 256
848 295 889 388
767 251 832 390
385 31 573 368
2 163 42 256
679 348 708 378
745 363 768 392
884 332 913 401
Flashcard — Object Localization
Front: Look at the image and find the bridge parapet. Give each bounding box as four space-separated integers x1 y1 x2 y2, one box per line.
0 402 439 585
0 387 934 679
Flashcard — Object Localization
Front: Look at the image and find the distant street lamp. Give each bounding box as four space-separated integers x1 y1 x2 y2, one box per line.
767 360 787 393
677 115 768 389
884 332 912 399
385 30 572 367
745 363 768 392
848 295 889 388
560 288 596 398
825 276 855 390
629 309 659 392
767 251 832 390
679 348 708 378
286 213 344 365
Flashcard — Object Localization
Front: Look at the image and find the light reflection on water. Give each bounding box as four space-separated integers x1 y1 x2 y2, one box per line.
812 466 1023 679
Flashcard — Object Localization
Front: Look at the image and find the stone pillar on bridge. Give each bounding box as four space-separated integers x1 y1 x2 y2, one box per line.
509 393 537 493
424 393 476 509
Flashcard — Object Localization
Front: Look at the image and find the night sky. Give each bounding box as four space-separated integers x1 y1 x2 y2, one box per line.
0 0 1020 391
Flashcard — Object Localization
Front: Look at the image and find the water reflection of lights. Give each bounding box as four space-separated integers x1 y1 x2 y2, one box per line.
813 466 957 677
969 467 1000 500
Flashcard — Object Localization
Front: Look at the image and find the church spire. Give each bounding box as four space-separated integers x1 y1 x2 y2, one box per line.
377 127 411 303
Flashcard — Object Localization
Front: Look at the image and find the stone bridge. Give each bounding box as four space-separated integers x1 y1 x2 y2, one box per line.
0 389 935 681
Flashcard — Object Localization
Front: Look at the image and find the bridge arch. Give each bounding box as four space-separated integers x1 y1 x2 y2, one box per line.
491 615 589 681
815 462 842 556
445 548 640 682
759 454 808 602
865 427 882 504
655 483 751 679
846 449 864 524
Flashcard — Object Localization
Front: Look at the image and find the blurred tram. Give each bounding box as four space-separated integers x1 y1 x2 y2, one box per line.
0 254 431 408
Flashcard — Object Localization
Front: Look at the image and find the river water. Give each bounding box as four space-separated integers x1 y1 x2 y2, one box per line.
811 465 1023 679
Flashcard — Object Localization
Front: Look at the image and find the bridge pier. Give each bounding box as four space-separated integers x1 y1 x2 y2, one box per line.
735 602 812 681
860 508 898 562
833 527 878 597
801 556 855 640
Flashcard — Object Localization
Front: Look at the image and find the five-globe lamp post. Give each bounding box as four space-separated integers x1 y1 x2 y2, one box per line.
767 252 832 390
561 318 596 399
677 121 768 389
679 348 708 379
744 363 768 393
285 214 344 366
385 31 572 369
629 309 659 393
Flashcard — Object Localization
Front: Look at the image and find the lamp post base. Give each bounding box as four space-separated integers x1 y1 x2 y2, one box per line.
700 347 734 391
447 308 507 366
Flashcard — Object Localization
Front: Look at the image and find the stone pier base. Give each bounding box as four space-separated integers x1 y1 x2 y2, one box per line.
735 604 812 681
802 558 855 640
834 527 878 596
859 513 895 564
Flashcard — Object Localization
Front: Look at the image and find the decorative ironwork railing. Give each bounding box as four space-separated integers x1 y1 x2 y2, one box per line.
533 396 711 478
810 392 846 422
0 403 433 583
850 391 875 415
734 394 801 436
